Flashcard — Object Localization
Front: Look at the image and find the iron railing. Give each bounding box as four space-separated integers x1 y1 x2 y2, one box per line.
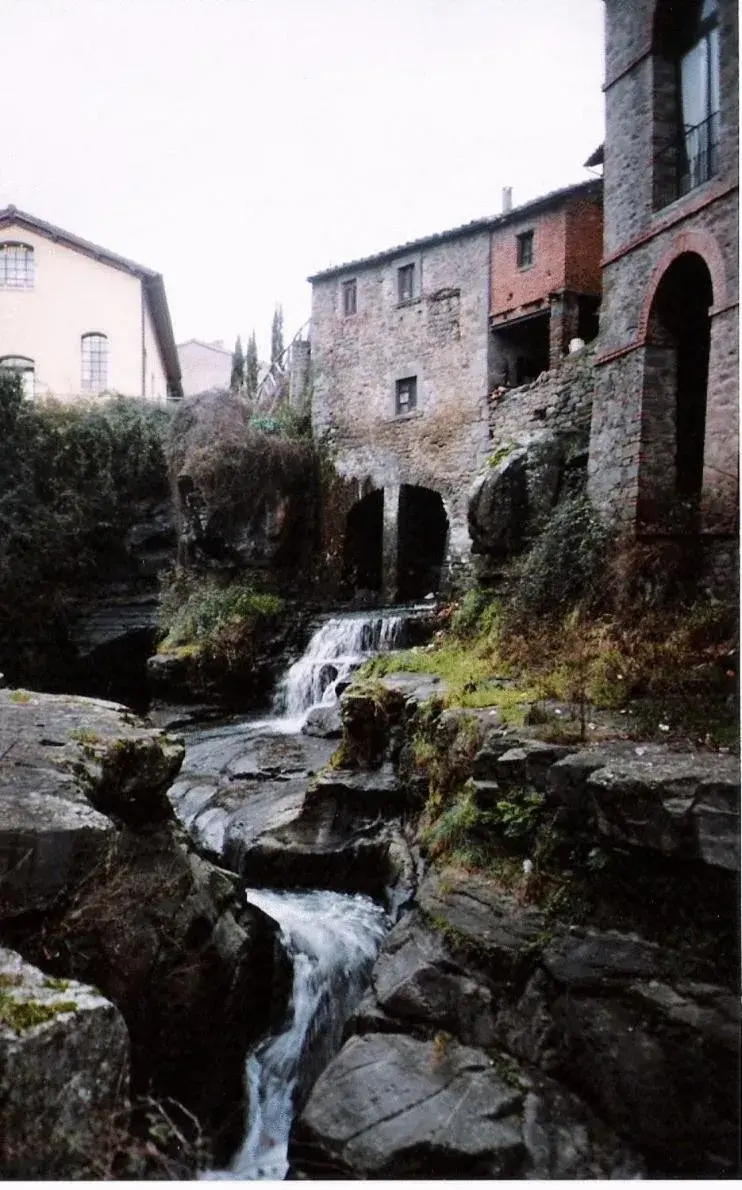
655 111 720 209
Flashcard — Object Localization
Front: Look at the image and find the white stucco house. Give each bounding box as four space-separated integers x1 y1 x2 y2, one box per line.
0 204 182 402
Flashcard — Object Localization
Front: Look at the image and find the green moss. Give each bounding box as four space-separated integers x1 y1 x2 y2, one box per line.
0 991 78 1033
487 441 517 469
8 689 31 704
0 973 23 988
42 976 71 992
69 728 101 745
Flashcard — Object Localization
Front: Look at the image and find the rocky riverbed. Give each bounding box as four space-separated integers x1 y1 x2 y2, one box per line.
1 619 739 1179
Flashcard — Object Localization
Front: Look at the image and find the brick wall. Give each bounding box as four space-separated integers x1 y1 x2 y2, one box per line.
564 198 603 294
490 208 567 319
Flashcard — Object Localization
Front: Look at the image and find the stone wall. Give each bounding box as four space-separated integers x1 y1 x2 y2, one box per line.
487 345 595 452
310 229 492 595
588 0 739 540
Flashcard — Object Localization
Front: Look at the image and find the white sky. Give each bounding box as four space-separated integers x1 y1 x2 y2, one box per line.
2 0 605 358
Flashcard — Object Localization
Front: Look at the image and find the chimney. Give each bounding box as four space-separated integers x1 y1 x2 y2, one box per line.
502 186 513 214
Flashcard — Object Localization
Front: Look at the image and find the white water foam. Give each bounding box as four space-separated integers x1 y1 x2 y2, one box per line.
275 613 406 722
207 887 388 1180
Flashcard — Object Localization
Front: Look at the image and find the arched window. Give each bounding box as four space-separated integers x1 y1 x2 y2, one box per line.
81 333 108 393
654 0 720 207
0 356 35 400
0 242 34 289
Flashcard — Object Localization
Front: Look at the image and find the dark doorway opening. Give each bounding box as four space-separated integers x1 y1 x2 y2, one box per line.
577 295 601 344
342 490 383 595
490 311 550 388
397 485 449 601
639 251 713 527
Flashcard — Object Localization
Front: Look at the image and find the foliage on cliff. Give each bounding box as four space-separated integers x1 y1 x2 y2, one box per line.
164 389 313 528
0 374 169 649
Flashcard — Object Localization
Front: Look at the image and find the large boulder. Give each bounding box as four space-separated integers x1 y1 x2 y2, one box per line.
468 431 577 559
0 945 130 1179
0 690 289 1160
0 689 183 917
290 1032 642 1179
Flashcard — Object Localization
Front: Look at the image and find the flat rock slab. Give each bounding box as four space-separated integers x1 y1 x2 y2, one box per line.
417 867 547 982
0 945 130 1178
585 750 740 870
0 690 183 915
292 1032 642 1179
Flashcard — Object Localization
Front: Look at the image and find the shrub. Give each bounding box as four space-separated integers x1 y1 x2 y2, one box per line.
507 493 611 623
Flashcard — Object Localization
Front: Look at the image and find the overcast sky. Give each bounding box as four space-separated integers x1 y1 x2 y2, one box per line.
3 0 604 357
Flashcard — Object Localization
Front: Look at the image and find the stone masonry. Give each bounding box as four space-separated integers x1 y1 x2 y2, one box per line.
309 226 493 597
588 0 739 543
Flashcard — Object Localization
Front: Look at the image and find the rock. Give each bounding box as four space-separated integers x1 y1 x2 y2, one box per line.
291 1032 642 1179
302 704 343 738
494 927 740 1176
586 751 740 869
468 431 567 559
0 945 130 1179
417 867 547 983
0 690 183 916
369 911 498 1046
495 740 577 791
19 823 289 1161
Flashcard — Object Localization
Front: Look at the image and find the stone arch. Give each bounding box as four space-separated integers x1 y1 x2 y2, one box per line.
341 489 384 596
638 229 727 344
637 250 714 528
397 484 449 601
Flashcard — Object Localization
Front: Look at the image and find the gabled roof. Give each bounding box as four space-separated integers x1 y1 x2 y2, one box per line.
0 204 182 394
307 178 603 283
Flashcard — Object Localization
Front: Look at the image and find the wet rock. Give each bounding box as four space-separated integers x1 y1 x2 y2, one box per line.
417 867 547 983
468 432 567 559
291 1032 642 1179
302 704 343 738
0 945 130 1179
0 690 182 916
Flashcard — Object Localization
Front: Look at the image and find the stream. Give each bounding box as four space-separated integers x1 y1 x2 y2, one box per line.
180 607 422 1180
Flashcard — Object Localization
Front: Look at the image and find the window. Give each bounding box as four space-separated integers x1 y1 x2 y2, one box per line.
397 263 416 304
0 242 34 289
342 278 357 316
516 231 534 269
395 375 417 415
81 333 108 393
0 356 35 400
653 0 721 207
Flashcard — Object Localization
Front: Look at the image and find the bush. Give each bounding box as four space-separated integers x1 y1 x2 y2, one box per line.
508 493 611 623
0 376 170 651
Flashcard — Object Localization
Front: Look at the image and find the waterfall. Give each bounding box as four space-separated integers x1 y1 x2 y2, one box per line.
206 888 388 1181
275 612 406 721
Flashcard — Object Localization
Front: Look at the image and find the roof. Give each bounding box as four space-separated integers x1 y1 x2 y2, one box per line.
0 204 182 394
584 144 605 168
307 178 603 283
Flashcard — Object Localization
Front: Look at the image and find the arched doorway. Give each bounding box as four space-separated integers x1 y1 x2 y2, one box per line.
397 485 449 600
342 490 383 595
638 251 713 528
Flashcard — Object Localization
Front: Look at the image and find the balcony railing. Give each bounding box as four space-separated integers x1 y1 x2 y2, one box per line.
654 111 720 209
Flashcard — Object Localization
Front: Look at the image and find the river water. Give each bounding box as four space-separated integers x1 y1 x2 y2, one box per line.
199 607 419 1180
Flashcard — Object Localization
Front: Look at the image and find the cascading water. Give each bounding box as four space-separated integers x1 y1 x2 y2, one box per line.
195 608 419 1180
206 888 388 1181
275 612 406 723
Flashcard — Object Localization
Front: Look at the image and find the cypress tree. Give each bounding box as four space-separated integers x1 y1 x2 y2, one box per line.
245 331 259 399
230 335 245 391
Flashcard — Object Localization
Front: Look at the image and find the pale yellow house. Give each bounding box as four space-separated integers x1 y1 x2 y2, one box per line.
177 338 232 396
0 205 182 402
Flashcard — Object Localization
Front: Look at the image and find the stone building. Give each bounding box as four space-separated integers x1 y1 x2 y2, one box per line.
588 0 738 543
0 205 182 402
309 180 603 601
